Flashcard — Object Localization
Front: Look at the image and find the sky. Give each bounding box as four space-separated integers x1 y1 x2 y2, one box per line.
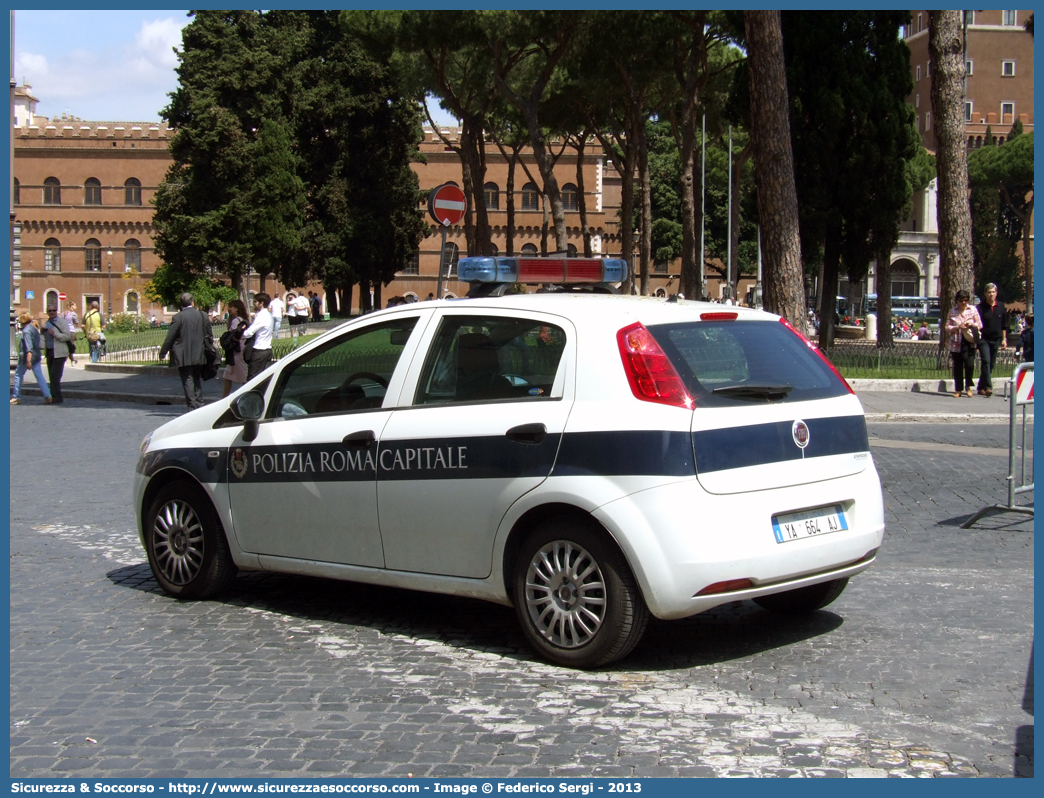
12 9 459 126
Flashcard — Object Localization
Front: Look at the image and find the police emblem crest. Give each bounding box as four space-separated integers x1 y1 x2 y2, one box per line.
230 448 249 479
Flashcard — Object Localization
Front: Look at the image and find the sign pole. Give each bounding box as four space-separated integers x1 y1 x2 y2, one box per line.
436 221 449 300
427 184 467 301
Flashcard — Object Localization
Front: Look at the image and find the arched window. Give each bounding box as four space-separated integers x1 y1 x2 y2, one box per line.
441 242 460 278
490 243 499 256
521 243 539 255
85 239 102 272
44 238 61 272
124 177 142 206
45 289 60 311
521 183 540 212
124 239 142 273
85 177 102 205
484 182 500 210
562 183 579 211
566 243 578 257
127 291 140 314
44 177 61 205
13 178 19 205
890 262 919 297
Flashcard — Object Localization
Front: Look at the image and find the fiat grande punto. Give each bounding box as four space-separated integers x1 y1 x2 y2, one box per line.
135 256 884 667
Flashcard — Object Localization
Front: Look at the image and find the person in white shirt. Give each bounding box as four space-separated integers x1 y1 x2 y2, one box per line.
290 291 311 343
241 292 275 379
268 294 285 339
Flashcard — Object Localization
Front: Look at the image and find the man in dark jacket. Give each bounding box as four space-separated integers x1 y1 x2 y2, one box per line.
159 292 214 409
976 282 1008 397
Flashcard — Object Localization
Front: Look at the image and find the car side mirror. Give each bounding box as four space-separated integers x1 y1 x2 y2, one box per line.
230 391 265 442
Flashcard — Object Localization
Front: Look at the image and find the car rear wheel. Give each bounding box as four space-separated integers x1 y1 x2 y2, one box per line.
513 519 648 668
145 480 236 599
753 577 849 614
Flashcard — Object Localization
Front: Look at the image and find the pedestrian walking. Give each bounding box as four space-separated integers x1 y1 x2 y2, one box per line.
309 291 322 322
975 283 1008 397
42 304 72 404
1020 315 1033 363
291 291 310 341
11 312 52 404
159 292 215 410
221 299 250 398
240 292 275 380
83 301 105 363
63 302 79 366
946 290 983 398
268 293 285 339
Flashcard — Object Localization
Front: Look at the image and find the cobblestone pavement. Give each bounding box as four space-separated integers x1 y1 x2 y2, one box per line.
9 402 1033 778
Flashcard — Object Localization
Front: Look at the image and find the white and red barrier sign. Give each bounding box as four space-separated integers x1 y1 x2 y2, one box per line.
1014 365 1034 405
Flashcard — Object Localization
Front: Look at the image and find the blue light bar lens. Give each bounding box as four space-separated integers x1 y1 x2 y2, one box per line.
602 259 627 283
457 257 520 283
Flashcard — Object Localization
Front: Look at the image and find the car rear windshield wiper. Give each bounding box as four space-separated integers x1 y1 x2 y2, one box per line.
712 384 794 400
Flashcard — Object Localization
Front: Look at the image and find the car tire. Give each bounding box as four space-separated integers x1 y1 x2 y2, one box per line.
513 518 648 668
753 577 849 614
145 480 236 599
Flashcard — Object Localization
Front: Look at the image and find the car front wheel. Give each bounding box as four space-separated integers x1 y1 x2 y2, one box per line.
145 480 236 599
513 519 648 668
753 577 849 614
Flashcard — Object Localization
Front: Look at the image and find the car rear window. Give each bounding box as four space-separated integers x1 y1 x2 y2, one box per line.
648 320 849 407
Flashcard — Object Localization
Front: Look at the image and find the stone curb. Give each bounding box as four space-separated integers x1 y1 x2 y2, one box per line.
13 386 184 405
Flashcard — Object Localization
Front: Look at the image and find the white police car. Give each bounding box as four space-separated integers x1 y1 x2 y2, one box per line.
135 256 884 668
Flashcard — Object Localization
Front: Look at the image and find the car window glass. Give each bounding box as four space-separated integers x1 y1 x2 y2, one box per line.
269 317 419 418
416 315 566 405
650 320 849 406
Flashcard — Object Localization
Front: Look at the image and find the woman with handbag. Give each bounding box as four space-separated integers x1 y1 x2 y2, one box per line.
945 290 983 398
221 299 250 398
83 301 104 363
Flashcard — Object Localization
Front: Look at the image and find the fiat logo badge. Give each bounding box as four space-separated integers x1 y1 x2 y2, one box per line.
792 420 810 449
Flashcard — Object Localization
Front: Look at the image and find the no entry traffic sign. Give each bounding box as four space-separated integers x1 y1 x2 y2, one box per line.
428 184 467 226
58 292 67 301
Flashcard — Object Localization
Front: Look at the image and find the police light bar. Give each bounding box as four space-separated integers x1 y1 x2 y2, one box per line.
457 256 628 285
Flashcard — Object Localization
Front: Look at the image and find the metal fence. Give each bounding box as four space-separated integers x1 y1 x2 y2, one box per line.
97 318 348 363
820 341 1023 381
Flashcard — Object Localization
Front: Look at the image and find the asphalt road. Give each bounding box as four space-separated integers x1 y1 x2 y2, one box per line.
9 401 1034 778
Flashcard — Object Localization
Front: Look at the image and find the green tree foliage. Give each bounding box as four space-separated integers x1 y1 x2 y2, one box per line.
154 11 425 314
781 11 918 347
153 11 305 300
968 127 1034 307
144 268 238 312
288 11 427 312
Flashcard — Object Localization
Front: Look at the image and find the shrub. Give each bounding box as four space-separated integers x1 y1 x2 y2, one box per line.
104 312 146 333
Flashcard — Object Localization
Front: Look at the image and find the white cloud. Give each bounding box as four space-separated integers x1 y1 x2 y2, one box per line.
14 52 49 81
133 17 185 70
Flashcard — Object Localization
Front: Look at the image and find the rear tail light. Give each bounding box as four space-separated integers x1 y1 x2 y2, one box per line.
779 316 854 394
617 322 693 409
700 312 738 321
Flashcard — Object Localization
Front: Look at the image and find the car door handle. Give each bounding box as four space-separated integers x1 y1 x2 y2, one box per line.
506 423 547 445
342 431 376 448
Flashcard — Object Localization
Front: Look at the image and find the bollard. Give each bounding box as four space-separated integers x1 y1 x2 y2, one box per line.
962 362 1034 528
864 313 877 341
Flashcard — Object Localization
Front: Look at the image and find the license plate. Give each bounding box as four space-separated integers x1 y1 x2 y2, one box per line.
772 505 848 543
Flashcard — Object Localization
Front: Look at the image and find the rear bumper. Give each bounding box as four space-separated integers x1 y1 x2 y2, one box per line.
591 460 886 619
